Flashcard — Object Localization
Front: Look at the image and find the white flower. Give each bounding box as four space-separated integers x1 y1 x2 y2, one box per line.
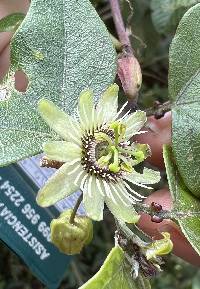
36 84 160 223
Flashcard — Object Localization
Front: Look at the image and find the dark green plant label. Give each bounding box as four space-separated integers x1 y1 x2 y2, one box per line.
0 155 83 289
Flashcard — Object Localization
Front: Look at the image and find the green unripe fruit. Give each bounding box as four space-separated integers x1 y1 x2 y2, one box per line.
50 209 93 255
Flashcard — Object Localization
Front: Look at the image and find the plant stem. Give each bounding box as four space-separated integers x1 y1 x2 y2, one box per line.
109 0 142 103
109 0 131 47
69 193 83 224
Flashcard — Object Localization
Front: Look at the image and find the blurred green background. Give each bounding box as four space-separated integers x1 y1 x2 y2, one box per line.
1 0 200 288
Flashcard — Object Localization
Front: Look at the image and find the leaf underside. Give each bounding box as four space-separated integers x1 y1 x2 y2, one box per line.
0 0 116 166
164 145 200 256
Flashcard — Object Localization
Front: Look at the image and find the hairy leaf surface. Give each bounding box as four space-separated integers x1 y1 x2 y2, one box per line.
169 3 200 196
0 0 116 166
169 3 200 101
164 145 200 256
172 71 200 197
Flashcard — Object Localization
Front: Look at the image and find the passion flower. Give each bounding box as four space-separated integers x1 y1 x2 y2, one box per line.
36 84 160 223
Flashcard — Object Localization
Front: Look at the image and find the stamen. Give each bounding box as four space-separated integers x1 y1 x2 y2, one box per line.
98 151 112 167
109 146 120 173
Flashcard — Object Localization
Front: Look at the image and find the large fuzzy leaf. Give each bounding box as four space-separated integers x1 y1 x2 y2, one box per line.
0 0 116 166
172 71 200 197
169 4 200 196
164 145 200 256
169 3 200 101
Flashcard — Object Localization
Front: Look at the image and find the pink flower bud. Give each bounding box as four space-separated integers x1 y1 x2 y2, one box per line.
118 53 142 100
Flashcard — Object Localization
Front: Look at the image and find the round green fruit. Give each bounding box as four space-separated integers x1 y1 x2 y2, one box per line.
50 209 93 255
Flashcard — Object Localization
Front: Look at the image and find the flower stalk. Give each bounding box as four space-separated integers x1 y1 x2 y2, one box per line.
69 193 83 224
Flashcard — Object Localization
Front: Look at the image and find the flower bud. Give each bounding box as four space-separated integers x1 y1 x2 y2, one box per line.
117 53 142 100
50 210 93 255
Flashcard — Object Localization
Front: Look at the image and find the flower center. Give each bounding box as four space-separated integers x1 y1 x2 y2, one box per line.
81 130 121 182
81 121 147 182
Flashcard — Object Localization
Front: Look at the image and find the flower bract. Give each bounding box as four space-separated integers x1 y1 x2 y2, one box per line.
36 84 160 223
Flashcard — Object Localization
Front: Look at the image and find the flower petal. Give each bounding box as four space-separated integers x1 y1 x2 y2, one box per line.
105 183 140 223
96 84 119 125
36 162 79 207
38 99 82 144
78 90 96 131
43 141 82 162
83 176 104 221
124 168 161 186
123 110 147 139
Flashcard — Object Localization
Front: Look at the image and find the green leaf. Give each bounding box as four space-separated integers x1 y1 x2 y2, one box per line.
151 0 199 35
172 71 200 197
169 3 200 197
0 0 116 166
169 3 200 101
163 145 200 256
0 13 25 32
79 246 151 289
